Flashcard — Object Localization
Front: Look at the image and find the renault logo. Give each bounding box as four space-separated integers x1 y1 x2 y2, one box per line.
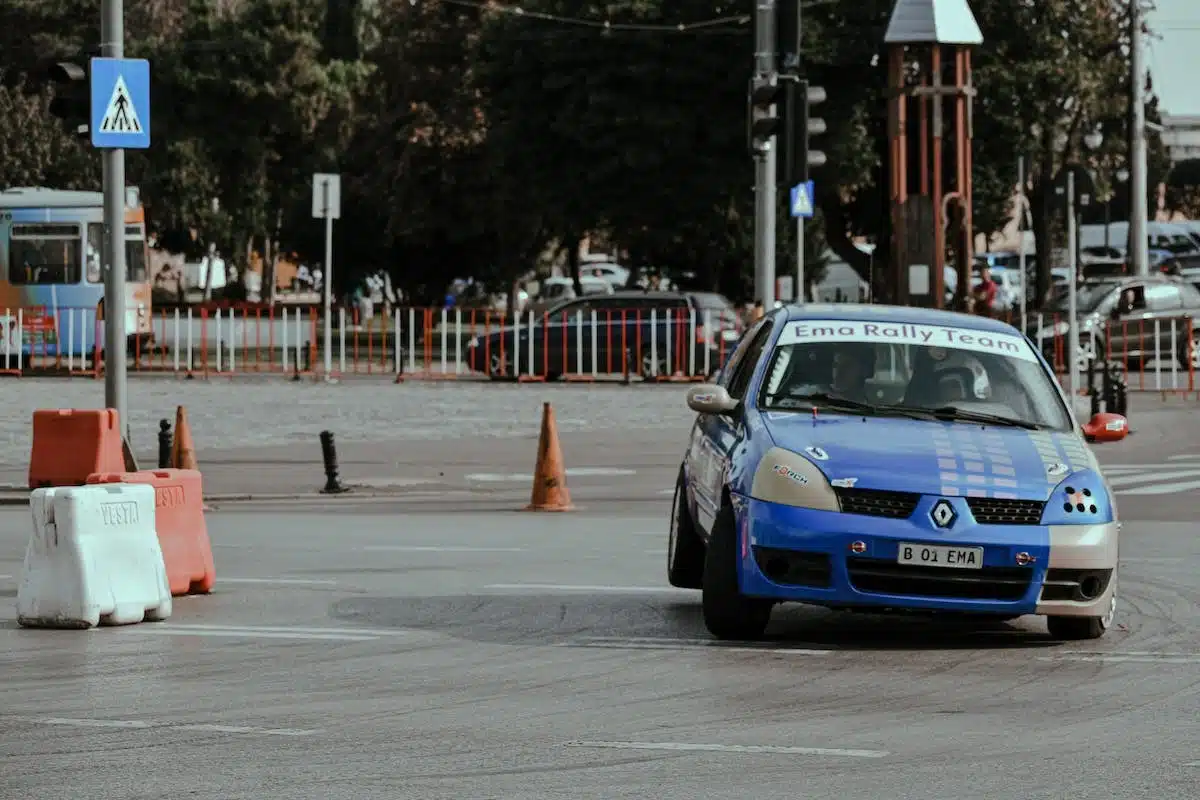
930 500 957 529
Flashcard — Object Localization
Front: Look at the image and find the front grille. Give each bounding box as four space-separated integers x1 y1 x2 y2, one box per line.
835 488 920 519
753 547 832 588
966 497 1046 525
846 557 1033 601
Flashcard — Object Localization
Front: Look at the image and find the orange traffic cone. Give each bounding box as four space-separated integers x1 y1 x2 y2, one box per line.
524 402 573 512
171 405 199 471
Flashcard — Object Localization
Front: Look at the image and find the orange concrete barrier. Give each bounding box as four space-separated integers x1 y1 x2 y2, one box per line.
524 402 573 512
87 468 215 596
28 408 125 489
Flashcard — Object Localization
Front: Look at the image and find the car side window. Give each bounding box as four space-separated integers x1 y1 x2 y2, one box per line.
1145 283 1182 311
725 321 774 400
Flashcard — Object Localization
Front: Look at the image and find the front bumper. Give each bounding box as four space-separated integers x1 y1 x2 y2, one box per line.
738 496 1117 618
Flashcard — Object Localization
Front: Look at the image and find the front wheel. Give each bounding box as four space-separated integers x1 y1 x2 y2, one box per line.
702 502 772 640
1047 580 1117 641
667 467 705 589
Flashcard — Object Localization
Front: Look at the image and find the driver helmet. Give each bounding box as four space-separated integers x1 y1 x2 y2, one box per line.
929 349 990 401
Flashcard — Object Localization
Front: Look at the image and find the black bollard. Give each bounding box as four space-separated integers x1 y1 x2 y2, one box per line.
319 430 349 494
158 419 173 469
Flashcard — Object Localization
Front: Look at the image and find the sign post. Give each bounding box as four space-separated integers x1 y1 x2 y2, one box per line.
90 0 150 444
312 173 341 380
790 180 814 304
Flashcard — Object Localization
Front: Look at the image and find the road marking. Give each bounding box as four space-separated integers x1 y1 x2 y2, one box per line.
465 467 637 482
0 574 11 579
362 545 527 553
111 624 405 642
1106 469 1200 488
484 583 687 593
1185 761 1200 767
1038 653 1200 664
1166 454 1200 461
1121 479 1200 496
219 578 338 586
562 740 888 758
658 488 675 495
563 637 830 655
20 717 320 736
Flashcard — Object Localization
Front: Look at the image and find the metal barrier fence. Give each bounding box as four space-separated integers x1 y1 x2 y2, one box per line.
1 304 1196 393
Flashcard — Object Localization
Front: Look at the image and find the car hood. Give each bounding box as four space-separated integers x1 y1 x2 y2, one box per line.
760 411 1094 502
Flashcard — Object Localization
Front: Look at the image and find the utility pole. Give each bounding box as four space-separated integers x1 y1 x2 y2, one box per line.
1129 0 1150 276
752 0 779 309
101 0 129 440
1066 170 1080 407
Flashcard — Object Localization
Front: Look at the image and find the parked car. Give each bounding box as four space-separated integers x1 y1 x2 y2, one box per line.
1027 274 1200 372
462 290 743 380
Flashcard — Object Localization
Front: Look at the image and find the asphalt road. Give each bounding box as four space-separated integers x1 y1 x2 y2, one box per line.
1 497 1197 799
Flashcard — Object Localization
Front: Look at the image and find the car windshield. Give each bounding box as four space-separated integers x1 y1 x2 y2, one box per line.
1046 281 1117 313
757 319 1073 432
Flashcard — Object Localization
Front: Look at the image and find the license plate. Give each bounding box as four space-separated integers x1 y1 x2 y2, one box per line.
897 543 983 570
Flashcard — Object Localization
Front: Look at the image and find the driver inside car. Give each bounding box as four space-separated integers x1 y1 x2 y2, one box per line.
829 343 877 403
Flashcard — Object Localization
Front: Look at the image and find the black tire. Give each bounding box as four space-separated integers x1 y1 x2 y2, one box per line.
702 500 772 640
1047 578 1116 641
1178 330 1200 372
667 468 705 589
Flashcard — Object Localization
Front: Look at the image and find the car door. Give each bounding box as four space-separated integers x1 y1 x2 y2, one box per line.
1141 282 1185 362
689 317 774 535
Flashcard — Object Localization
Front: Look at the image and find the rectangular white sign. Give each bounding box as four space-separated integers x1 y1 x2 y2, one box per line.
776 320 1037 362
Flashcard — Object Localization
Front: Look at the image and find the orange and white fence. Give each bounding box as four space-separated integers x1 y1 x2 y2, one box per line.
1 304 1196 393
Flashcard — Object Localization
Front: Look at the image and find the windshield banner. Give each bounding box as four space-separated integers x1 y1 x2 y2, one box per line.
777 320 1037 362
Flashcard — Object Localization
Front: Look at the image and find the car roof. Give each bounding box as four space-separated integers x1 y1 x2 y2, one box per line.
780 303 1021 336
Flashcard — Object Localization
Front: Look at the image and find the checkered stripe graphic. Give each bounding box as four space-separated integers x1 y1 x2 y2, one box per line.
931 426 1022 499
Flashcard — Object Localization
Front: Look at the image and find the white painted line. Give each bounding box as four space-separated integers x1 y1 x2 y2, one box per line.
117 629 378 642
177 724 320 736
1106 469 1200 488
362 545 527 553
565 467 638 477
1121 478 1200 496
573 635 831 654
21 717 321 736
1166 454 1200 461
562 740 888 758
1185 761 1200 767
1038 654 1200 664
110 624 407 642
0 574 11 579
35 717 151 729
484 583 687 593
658 489 675 495
220 578 338 586
466 467 637 482
563 642 830 656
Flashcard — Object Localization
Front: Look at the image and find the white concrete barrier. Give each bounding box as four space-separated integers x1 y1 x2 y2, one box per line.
17 484 172 628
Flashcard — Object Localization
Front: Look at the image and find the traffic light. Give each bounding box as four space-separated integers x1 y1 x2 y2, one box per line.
781 78 827 187
47 61 90 138
747 76 784 156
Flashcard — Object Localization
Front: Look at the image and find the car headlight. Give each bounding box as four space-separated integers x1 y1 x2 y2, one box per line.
748 447 840 512
1039 471 1115 525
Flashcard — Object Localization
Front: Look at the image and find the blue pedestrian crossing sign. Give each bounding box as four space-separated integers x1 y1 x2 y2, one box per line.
790 181 815 218
89 58 151 149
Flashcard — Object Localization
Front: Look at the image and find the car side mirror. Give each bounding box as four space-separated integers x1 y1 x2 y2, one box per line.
686 383 738 416
1082 412 1128 443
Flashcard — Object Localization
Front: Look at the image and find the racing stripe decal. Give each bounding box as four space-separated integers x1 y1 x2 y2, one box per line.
931 425 1031 499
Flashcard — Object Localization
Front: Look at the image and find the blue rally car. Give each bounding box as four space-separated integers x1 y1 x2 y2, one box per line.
668 304 1126 641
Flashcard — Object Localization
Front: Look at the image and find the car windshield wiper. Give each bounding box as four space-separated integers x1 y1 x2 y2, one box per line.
790 392 880 415
917 405 1044 430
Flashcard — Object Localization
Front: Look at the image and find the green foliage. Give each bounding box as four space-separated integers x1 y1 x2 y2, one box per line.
0 0 1175 303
